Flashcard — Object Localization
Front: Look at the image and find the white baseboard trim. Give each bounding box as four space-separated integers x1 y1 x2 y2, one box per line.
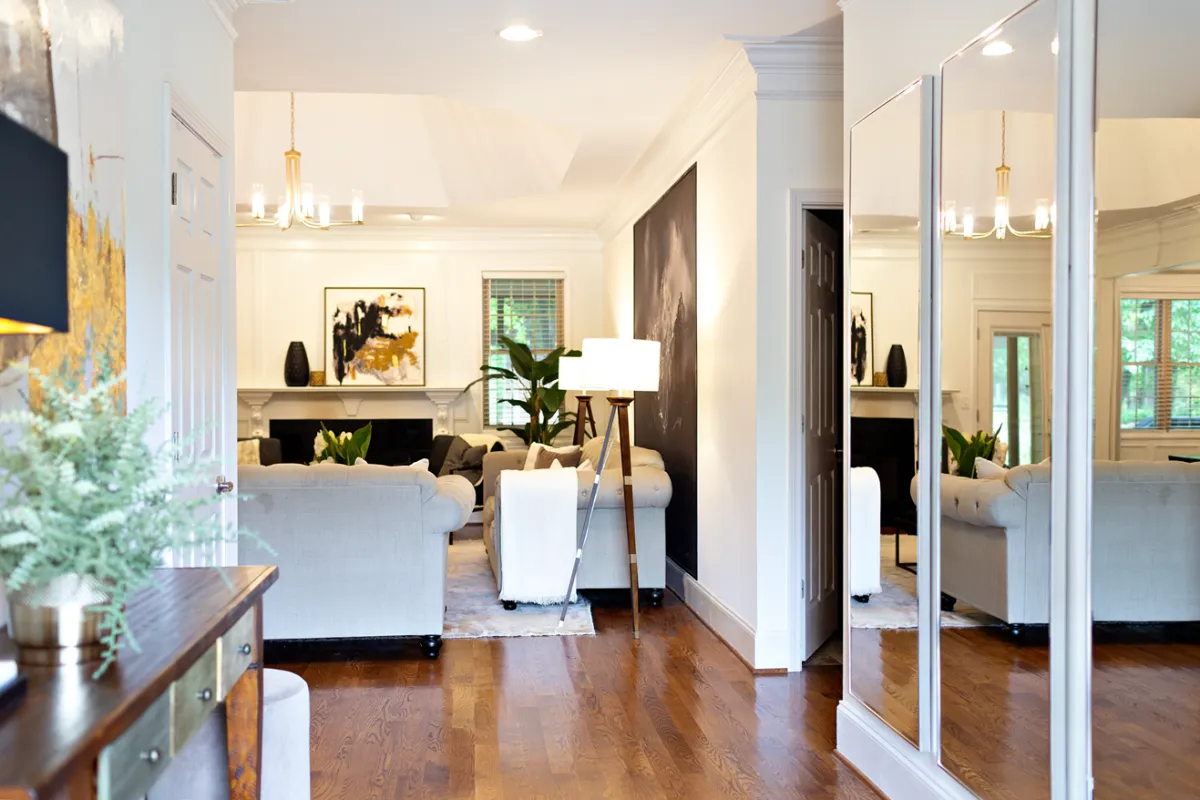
666 557 757 667
836 699 976 800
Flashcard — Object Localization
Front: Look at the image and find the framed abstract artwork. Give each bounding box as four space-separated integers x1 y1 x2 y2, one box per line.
324 288 425 387
850 291 875 386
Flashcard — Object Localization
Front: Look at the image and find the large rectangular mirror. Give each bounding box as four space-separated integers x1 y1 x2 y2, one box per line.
847 77 924 746
1093 1 1200 795
938 1 1056 796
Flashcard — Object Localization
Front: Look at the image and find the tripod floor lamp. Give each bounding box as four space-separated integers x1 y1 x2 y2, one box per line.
558 338 660 638
558 355 599 447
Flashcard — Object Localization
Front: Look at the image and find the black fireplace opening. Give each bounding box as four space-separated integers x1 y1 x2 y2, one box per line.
269 419 434 466
850 416 917 531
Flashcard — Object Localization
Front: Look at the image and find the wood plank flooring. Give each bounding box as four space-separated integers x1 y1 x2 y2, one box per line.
273 593 879 800
852 627 1200 799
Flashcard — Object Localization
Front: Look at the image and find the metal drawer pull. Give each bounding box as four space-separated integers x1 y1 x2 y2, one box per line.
197 687 213 702
141 747 162 764
238 643 251 656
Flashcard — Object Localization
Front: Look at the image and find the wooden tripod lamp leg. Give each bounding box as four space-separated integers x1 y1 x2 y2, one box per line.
610 397 640 638
573 395 592 447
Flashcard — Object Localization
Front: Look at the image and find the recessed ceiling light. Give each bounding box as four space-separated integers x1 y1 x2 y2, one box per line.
982 40 1014 57
499 25 542 42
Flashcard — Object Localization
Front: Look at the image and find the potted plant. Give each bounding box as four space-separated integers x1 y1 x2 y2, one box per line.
943 424 1004 478
313 422 372 464
0 347 244 676
468 336 582 446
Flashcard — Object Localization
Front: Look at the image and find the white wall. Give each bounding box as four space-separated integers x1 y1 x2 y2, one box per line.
236 228 603 432
117 0 235 431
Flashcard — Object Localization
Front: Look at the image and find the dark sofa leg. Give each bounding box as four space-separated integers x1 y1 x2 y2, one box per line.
852 594 870 604
502 600 517 611
648 589 664 607
941 592 957 612
421 635 443 659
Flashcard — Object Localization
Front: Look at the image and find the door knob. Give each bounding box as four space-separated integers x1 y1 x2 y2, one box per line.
216 475 234 495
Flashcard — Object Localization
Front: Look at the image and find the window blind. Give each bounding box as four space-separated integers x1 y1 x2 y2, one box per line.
482 277 565 427
1119 297 1200 431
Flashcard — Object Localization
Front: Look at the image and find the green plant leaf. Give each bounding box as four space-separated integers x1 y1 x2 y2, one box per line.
500 336 536 379
350 423 372 460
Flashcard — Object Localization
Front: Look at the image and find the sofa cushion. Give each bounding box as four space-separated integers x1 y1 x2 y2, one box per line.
240 462 441 503
577 465 672 509
438 436 470 477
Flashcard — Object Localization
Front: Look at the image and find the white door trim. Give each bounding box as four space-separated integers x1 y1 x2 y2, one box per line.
787 187 843 672
165 84 237 566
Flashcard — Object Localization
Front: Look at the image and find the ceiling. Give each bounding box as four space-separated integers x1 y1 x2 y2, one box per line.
232 0 841 227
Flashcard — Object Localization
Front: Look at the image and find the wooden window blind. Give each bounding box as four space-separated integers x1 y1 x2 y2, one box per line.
1120 297 1200 431
482 277 565 427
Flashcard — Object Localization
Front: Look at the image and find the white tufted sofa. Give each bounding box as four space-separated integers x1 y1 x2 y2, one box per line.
239 463 474 646
925 460 1200 624
481 440 672 592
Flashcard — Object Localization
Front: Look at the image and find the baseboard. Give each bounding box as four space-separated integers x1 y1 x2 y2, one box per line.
667 557 758 669
836 699 976 800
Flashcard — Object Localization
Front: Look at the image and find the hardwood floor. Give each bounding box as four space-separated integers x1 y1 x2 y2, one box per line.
273 593 879 800
852 626 1200 799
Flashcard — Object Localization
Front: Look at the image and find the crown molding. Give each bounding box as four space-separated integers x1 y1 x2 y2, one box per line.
836 0 856 10
596 50 757 241
741 35 844 102
205 0 248 39
235 225 604 254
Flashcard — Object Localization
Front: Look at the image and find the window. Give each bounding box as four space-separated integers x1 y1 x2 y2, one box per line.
1120 298 1200 430
482 276 565 427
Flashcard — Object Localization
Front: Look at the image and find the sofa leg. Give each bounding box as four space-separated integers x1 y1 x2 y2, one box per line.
648 589 664 608
502 600 517 611
852 594 870 604
941 592 957 612
421 635 443 659
1008 624 1025 638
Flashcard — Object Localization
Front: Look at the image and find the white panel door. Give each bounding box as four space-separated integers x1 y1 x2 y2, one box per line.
170 114 233 566
803 211 842 660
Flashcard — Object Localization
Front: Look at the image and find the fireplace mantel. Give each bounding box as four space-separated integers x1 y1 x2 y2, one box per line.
237 387 466 437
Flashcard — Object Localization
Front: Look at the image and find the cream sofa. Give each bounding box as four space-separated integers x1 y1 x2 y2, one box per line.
239 463 474 656
929 460 1200 625
481 440 672 603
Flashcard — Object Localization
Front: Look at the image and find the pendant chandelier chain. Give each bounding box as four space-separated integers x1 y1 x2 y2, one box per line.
290 91 296 151
1001 110 1007 167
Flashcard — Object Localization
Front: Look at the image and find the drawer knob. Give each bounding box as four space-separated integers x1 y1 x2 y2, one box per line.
197 687 213 702
238 643 252 656
141 747 162 764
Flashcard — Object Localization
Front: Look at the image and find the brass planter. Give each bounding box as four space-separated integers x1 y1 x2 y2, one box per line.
7 574 110 666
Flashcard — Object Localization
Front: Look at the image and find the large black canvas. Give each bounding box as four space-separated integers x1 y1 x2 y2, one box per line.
633 165 698 577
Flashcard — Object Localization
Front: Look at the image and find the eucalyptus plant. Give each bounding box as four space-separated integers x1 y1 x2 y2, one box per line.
468 336 581 445
0 345 242 676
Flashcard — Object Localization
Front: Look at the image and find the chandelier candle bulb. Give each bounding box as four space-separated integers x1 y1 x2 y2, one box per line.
962 207 975 237
943 201 957 233
1035 199 1051 231
318 195 331 228
302 183 315 218
251 183 266 219
351 189 364 223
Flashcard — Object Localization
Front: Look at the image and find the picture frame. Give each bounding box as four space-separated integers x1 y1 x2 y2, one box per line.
850 291 874 386
324 287 426 387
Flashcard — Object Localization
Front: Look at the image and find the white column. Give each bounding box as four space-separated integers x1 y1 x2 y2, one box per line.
240 392 274 437
424 390 463 436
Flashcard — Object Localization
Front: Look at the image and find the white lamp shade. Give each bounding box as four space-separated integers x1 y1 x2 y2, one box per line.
558 356 592 391
582 338 661 393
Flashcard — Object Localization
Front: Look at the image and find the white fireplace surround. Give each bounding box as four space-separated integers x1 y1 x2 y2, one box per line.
237 387 467 440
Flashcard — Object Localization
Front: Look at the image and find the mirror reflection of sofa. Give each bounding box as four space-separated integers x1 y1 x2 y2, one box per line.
927 461 1200 625
481 438 671 600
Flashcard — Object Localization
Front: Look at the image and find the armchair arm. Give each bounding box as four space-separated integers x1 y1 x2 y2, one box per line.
483 450 525 504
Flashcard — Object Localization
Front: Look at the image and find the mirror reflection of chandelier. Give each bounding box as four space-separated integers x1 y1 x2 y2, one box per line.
943 111 1053 240
238 92 365 231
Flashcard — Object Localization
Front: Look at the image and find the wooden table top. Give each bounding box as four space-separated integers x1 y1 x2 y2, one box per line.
0 566 278 800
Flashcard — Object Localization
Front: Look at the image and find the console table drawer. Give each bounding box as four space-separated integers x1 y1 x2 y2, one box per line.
97 691 171 800
172 643 219 753
219 609 256 700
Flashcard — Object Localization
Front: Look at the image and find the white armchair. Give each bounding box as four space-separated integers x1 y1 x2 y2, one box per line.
850 466 882 601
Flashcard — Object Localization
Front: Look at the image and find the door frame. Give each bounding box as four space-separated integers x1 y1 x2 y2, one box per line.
787 187 844 672
165 85 238 565
974 306 1053 464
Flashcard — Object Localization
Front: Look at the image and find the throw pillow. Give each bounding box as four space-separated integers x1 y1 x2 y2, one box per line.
445 444 487 486
438 436 471 477
523 442 581 471
579 458 594 472
410 458 430 471
236 439 261 466
549 459 564 470
534 446 582 470
974 457 1007 480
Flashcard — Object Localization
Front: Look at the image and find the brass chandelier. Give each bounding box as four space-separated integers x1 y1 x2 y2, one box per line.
942 111 1052 240
238 92 364 231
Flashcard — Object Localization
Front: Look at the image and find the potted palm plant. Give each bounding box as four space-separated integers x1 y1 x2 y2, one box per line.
0 346 244 676
468 336 581 446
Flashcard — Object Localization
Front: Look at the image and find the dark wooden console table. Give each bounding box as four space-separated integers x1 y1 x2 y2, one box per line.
0 565 278 800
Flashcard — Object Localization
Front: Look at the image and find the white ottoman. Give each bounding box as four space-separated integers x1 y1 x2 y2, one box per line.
849 466 883 600
263 668 311 800
148 708 230 800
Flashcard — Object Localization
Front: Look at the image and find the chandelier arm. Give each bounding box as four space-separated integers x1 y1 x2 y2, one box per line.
1007 226 1053 239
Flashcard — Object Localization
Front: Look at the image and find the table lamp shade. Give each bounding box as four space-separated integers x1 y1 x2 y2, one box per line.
0 113 69 334
582 338 661 393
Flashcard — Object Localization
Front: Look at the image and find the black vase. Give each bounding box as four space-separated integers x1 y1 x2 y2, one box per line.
886 344 908 388
284 342 310 387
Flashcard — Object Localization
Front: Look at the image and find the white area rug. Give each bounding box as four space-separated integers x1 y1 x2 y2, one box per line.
442 538 595 639
849 534 1002 630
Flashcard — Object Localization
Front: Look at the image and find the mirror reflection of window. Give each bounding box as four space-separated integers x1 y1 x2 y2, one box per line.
992 332 1045 465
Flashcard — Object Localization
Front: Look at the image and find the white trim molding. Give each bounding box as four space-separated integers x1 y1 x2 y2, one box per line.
742 35 844 101
235 226 603 254
670 564 757 666
204 0 248 39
